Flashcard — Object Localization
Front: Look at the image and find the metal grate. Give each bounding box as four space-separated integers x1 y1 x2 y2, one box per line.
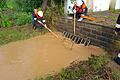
63 31 91 46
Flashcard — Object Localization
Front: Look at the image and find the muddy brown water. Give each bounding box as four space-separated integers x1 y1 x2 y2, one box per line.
0 33 105 80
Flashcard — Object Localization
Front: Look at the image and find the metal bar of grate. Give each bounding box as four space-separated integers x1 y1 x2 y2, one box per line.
62 31 90 46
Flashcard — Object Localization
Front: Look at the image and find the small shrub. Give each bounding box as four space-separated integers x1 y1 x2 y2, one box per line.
0 13 13 28
1 20 13 28
0 9 32 27
15 12 31 26
88 55 109 70
0 0 7 8
6 0 16 10
112 70 120 80
44 5 65 29
57 66 84 80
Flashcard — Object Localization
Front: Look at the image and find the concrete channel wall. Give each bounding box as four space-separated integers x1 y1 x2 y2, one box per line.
56 17 120 51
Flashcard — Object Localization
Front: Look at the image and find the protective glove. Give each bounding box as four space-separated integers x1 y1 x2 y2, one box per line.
42 20 45 23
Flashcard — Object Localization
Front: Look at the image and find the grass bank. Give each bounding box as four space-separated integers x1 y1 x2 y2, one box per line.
0 24 48 46
33 55 120 80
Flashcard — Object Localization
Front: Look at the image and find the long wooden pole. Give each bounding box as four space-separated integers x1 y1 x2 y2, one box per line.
70 4 76 50
37 20 76 50
73 8 76 35
37 20 59 39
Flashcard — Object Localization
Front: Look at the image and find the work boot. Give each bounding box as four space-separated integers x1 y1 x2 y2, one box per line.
32 26 36 30
38 26 43 32
114 57 120 65
78 18 83 21
114 52 120 65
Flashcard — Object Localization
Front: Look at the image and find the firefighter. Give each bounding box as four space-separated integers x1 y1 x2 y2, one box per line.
73 0 88 21
115 14 120 36
32 6 46 31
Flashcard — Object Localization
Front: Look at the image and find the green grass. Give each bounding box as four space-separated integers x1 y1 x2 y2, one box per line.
109 9 120 14
112 70 120 80
88 55 109 70
107 16 116 21
112 40 120 52
0 25 43 46
107 9 120 21
15 12 31 26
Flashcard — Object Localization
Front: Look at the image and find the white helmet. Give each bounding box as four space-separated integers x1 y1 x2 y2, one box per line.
76 0 82 6
38 11 43 17
118 53 120 58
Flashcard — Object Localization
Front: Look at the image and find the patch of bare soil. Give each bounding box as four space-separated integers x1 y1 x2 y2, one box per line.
0 32 105 80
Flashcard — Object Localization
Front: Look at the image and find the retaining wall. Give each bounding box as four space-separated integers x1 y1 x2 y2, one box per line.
56 17 120 51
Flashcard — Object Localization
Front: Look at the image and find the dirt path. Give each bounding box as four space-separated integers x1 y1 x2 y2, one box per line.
0 32 105 80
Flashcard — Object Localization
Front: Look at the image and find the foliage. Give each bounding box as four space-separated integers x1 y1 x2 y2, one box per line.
14 0 43 12
6 0 16 10
112 70 120 80
15 12 31 26
1 20 13 28
33 55 111 80
53 0 64 5
0 0 64 12
0 0 65 28
34 65 84 80
88 55 109 70
44 5 65 29
58 67 83 80
0 0 7 8
0 9 31 27
0 26 41 46
0 9 2 27
0 11 13 28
